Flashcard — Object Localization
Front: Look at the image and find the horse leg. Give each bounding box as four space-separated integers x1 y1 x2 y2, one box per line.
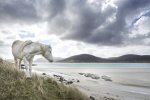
28 56 34 77
14 57 18 69
18 59 22 70
23 57 29 77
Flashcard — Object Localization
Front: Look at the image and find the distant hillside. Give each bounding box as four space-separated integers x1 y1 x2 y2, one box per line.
58 54 150 63
58 54 107 63
110 54 150 63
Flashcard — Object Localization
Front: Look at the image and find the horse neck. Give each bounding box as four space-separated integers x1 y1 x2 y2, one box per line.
24 43 45 56
40 44 47 56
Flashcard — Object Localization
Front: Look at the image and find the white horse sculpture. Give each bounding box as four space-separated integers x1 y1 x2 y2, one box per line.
12 40 53 77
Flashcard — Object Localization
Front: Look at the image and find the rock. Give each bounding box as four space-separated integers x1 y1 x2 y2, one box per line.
103 96 117 100
66 81 73 85
21 64 36 66
84 73 100 79
72 79 75 81
84 73 93 77
53 74 61 78
101 75 112 81
89 96 95 100
53 74 58 77
42 73 46 75
63 79 67 82
91 74 100 79
59 76 64 82
77 80 80 82
79 73 84 75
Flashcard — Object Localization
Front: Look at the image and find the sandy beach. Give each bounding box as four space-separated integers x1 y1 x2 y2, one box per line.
32 65 150 100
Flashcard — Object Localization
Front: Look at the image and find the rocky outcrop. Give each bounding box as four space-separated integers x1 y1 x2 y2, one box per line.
89 96 95 100
52 74 79 85
79 73 112 81
101 76 112 81
103 96 117 100
79 73 100 79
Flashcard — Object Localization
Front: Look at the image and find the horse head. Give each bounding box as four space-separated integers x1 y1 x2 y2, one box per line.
42 45 53 62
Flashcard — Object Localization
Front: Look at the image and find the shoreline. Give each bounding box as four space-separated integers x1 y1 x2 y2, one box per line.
31 65 150 100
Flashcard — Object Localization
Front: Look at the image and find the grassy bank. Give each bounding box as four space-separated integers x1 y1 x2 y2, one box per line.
0 58 88 100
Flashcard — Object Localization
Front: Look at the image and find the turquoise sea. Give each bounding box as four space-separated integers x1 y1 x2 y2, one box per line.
35 63 150 68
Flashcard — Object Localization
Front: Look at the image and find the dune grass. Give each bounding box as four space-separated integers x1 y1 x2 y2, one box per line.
0 58 88 100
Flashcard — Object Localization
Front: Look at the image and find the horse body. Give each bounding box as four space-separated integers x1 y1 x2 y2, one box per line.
12 40 53 77
12 40 33 59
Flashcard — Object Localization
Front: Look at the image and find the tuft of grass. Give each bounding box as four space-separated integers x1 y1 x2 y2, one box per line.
0 58 88 100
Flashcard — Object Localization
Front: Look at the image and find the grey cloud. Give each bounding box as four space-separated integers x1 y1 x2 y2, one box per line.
125 32 150 46
144 11 150 17
49 0 118 44
6 35 15 39
58 0 150 46
0 0 40 24
19 31 35 39
48 0 66 20
86 0 150 45
116 0 150 22
58 0 124 45
48 15 71 34
0 0 150 46
0 40 5 46
64 0 103 40
0 41 3 46
1 30 10 34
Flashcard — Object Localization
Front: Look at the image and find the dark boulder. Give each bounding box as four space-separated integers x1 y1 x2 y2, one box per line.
89 96 95 100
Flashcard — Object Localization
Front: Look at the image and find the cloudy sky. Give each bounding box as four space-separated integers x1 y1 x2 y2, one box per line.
0 0 150 59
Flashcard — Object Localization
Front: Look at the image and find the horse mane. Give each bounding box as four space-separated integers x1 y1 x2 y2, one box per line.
40 44 49 56
21 40 33 52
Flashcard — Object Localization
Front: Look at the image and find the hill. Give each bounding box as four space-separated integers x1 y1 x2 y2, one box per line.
110 54 150 63
58 54 107 63
58 54 150 63
0 58 87 100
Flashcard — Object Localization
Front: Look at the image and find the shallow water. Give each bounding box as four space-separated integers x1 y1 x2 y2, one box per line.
32 63 150 74
35 63 150 68
32 63 150 82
